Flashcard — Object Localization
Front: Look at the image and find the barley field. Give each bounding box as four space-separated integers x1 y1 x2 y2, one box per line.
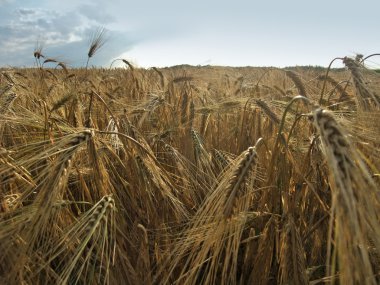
0 52 379 284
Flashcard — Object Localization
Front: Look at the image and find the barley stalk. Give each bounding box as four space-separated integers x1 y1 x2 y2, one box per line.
311 108 380 285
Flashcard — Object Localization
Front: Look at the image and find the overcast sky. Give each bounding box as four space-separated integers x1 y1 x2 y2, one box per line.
0 0 379 68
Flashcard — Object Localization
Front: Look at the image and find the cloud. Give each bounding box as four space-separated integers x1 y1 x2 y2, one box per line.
17 8 36 15
0 4 136 67
0 0 13 5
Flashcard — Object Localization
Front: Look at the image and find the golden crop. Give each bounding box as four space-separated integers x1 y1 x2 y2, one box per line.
0 54 379 284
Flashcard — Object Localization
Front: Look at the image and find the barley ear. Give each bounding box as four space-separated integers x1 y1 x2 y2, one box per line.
86 27 107 69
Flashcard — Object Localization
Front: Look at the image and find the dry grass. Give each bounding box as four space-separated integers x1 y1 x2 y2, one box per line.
0 54 379 285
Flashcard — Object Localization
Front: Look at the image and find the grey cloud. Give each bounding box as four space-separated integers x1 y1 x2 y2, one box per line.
15 8 59 23
17 8 36 15
0 8 79 46
0 0 13 5
0 5 136 67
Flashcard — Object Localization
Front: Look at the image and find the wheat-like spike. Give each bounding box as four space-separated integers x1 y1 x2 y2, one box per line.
189 99 195 128
190 129 202 160
85 27 107 70
145 94 165 111
343 56 380 110
50 92 76 113
43 58 58 65
1 71 16 84
0 148 35 194
163 142 203 206
355 53 364 62
213 149 231 171
40 195 116 285
122 59 134 70
190 129 217 186
249 216 277 285
311 109 361 189
311 108 380 285
33 41 44 60
32 130 93 209
105 117 122 153
136 94 165 128
223 145 259 217
278 215 308 285
0 92 17 114
136 223 152 283
255 99 280 125
88 28 107 59
312 109 353 180
285 70 307 97
152 67 165 87
0 83 13 96
13 71 27 79
220 99 241 109
0 193 21 213
83 195 115 235
56 62 68 73
181 91 189 125
135 155 153 181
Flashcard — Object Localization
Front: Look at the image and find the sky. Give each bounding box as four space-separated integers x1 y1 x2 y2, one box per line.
0 0 379 68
